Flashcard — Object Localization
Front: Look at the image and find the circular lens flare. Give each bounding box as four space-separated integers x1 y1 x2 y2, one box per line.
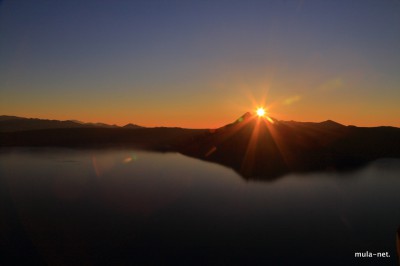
256 108 266 117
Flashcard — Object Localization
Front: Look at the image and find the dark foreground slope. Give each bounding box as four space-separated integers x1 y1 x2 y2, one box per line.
180 113 400 180
0 115 205 149
0 127 206 150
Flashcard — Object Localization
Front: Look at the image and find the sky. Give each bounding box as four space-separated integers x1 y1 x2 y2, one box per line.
1 0 400 128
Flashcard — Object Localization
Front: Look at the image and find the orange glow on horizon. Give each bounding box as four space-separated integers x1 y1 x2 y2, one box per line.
4 98 400 129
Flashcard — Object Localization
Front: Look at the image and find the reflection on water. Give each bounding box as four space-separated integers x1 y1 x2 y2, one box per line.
0 148 400 265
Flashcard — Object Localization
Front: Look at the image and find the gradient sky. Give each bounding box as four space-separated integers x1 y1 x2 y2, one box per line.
1 0 400 128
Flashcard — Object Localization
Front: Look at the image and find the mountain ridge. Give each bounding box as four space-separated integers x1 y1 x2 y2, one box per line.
1 114 396 132
0 115 142 132
1 113 400 180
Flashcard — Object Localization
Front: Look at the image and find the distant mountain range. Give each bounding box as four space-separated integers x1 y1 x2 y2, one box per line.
0 115 204 151
0 115 142 132
1 114 400 180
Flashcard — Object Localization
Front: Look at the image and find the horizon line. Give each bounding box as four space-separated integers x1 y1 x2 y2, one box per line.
2 113 399 129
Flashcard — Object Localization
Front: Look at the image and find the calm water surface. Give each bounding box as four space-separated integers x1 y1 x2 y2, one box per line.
1 148 399 265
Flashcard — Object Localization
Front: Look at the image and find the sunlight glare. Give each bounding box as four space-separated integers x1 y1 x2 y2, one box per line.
256 108 266 117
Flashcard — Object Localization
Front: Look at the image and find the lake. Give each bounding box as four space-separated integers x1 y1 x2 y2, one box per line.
1 148 399 265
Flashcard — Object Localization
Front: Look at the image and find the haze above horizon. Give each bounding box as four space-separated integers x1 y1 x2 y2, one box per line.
1 0 400 128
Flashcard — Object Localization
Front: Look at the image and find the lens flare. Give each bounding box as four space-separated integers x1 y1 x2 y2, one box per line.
256 108 266 117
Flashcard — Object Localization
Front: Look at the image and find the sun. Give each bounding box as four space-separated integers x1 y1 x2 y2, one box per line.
256 107 266 117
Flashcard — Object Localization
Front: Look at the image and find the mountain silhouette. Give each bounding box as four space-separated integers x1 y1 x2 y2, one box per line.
181 112 287 177
0 115 23 122
180 112 400 180
0 115 205 150
123 123 143 129
1 113 400 180
0 116 123 132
